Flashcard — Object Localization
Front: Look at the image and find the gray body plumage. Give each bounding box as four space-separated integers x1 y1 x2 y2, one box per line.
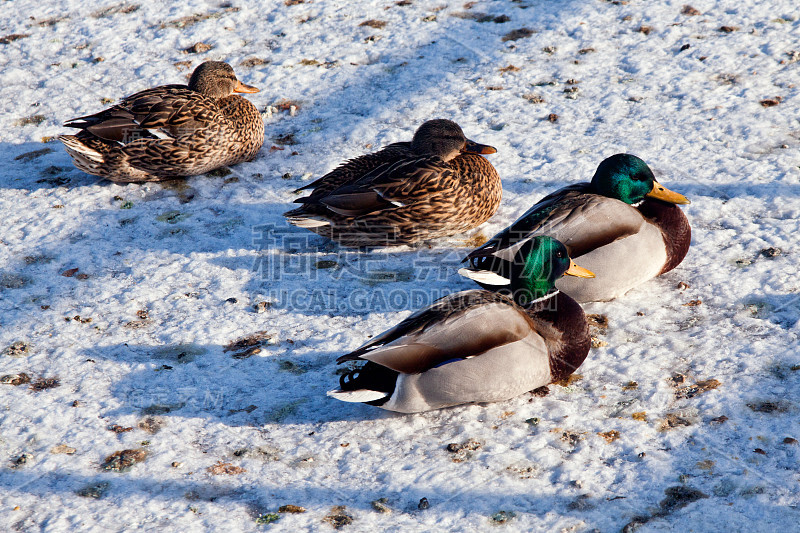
328 290 585 413
465 185 673 303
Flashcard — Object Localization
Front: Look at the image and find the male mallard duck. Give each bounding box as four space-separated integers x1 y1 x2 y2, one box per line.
328 236 594 413
460 154 691 303
284 119 501 246
59 61 264 183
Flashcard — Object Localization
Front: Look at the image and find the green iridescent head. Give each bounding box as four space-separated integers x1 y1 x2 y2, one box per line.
590 154 656 204
590 154 691 205
509 236 593 305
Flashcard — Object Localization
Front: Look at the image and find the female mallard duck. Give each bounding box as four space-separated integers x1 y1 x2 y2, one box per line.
460 154 691 303
328 236 594 413
58 61 264 183
284 119 501 247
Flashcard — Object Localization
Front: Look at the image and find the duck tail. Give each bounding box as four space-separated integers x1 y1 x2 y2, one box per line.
63 116 100 130
58 135 105 168
327 362 397 406
284 214 331 228
457 267 510 286
327 389 389 403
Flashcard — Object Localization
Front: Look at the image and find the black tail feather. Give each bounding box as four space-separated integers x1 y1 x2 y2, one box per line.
338 362 398 406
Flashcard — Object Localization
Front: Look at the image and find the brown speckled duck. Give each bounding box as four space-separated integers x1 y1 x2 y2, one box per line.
59 61 264 183
284 119 501 247
328 236 594 413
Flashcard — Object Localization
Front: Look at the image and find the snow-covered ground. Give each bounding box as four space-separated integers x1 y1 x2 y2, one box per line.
1 0 798 531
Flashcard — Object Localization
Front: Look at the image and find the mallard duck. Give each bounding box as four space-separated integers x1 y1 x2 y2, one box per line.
327 236 594 413
460 154 691 303
58 61 264 183
284 119 501 246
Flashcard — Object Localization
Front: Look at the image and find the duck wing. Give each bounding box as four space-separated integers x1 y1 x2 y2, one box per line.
64 85 222 143
293 142 412 195
337 290 535 374
466 183 645 264
304 155 453 218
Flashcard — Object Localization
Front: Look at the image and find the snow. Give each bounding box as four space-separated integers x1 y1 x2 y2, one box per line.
1 0 799 531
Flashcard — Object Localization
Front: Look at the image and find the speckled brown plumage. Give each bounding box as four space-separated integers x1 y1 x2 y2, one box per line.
293 142 413 198
58 61 264 183
285 119 501 247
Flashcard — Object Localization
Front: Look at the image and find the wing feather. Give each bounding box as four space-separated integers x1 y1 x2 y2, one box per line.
304 155 451 218
293 142 412 195
63 85 222 144
337 290 534 374
467 183 646 264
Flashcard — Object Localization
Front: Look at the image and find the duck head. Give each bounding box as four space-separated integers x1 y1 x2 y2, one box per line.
591 154 690 205
410 119 496 162
510 236 594 305
188 61 259 99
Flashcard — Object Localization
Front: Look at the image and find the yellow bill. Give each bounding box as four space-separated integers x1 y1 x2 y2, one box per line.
565 259 595 278
647 182 690 204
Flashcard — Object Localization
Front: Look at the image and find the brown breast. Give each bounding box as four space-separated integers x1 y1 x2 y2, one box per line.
445 154 502 229
216 95 265 162
526 292 591 383
636 199 691 275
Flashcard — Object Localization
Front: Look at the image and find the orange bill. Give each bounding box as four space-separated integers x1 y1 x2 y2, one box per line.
647 181 690 204
463 139 497 155
565 260 595 278
234 80 260 93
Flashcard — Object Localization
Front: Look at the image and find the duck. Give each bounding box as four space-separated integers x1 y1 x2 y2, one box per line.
459 154 691 303
58 61 264 183
284 119 501 247
327 236 594 413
